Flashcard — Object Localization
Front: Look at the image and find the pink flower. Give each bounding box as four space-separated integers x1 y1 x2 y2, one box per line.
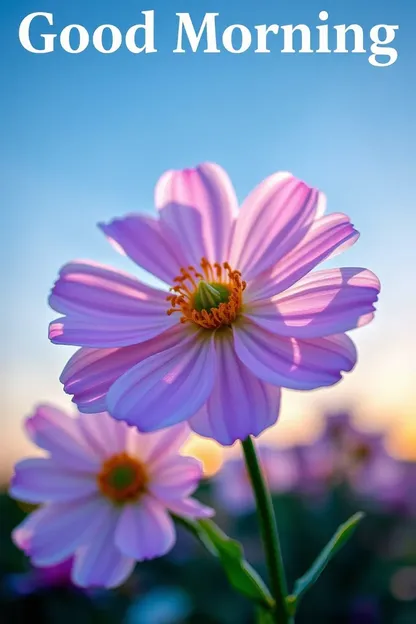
10 405 212 589
49 164 380 445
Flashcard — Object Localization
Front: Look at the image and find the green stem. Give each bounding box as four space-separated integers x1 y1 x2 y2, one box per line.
242 437 290 624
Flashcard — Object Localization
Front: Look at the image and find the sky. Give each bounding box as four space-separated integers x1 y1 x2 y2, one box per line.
1 0 415 477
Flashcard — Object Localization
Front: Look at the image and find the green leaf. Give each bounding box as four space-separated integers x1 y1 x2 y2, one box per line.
291 511 365 609
175 516 274 609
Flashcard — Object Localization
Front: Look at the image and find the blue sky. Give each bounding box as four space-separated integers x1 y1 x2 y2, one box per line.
1 0 415 472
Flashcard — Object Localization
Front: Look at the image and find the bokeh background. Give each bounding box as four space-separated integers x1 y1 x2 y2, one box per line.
1 0 415 622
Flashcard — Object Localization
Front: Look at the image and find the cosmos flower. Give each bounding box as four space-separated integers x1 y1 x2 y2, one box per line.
295 412 407 507
49 164 380 445
10 405 212 589
215 446 299 514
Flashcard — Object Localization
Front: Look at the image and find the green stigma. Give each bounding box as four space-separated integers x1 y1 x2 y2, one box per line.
107 465 137 491
193 281 231 312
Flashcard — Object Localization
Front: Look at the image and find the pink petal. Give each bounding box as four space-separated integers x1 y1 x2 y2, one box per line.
164 497 214 519
107 330 216 431
115 496 175 561
72 504 135 588
49 261 175 347
246 268 380 337
190 331 280 445
155 163 237 266
230 173 324 280
233 321 357 389
149 456 203 501
60 325 186 413
25 405 99 470
99 214 187 285
127 423 191 467
78 412 130 459
246 213 359 301
12 506 49 553
15 497 106 566
10 458 97 504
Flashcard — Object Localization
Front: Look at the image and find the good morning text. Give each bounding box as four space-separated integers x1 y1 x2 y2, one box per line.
18 10 399 68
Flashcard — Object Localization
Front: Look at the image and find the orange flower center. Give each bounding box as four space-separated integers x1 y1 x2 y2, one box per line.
97 453 148 503
167 258 246 330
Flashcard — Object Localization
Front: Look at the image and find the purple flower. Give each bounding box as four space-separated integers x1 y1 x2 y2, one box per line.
33 558 74 588
49 164 380 445
296 412 407 507
10 405 212 589
215 446 299 514
6 559 75 596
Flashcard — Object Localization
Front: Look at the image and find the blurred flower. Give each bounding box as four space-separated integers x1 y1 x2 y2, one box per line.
401 461 416 516
10 405 213 588
215 446 298 514
49 164 379 445
296 412 408 508
32 557 74 588
5 559 75 596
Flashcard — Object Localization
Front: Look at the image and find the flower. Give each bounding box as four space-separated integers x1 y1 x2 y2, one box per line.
295 412 407 507
5 559 76 597
49 164 380 445
215 446 299 514
10 405 213 589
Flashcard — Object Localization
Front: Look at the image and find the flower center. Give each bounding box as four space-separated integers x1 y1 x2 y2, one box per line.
167 258 246 329
97 453 148 504
351 443 372 464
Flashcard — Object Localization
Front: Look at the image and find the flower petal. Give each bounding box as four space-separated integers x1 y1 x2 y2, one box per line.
246 268 380 337
12 506 49 553
155 163 238 266
163 497 214 519
99 214 187 285
60 325 186 413
230 173 324 280
148 456 203 501
25 405 99 470
49 261 175 347
127 423 191 467
234 321 357 390
14 497 106 566
72 504 135 588
246 213 359 301
10 458 97 504
115 496 175 561
78 412 130 459
107 330 216 431
190 331 280 445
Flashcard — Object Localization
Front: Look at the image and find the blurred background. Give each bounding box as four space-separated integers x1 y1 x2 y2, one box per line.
1 411 415 622
1 0 415 621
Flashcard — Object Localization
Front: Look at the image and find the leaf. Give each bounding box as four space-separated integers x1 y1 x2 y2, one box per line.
175 516 274 609
291 511 365 608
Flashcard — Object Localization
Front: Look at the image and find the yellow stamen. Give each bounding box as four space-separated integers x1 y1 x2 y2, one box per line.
167 258 246 330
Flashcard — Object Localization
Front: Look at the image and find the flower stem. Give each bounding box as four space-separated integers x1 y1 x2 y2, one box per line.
242 437 290 624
